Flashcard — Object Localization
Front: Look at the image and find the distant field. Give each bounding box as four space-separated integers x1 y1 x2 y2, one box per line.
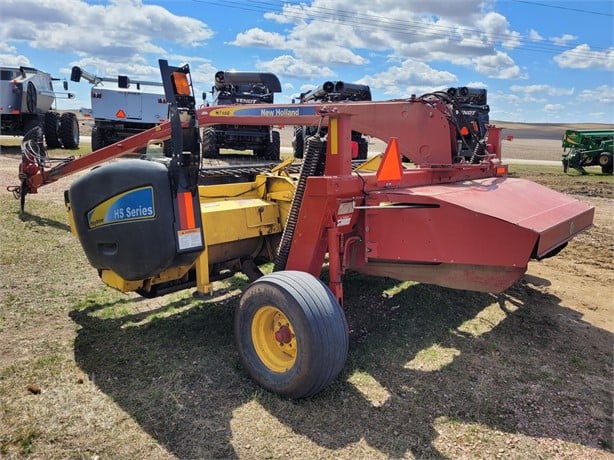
491 121 613 141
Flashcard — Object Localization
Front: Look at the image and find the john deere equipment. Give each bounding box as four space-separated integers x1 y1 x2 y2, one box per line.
14 60 594 399
562 129 613 174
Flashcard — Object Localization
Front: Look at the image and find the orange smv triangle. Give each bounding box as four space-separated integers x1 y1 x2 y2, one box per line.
376 137 403 185
115 109 126 119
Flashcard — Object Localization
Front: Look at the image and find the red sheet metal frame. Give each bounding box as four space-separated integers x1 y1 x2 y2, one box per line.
23 123 172 194
19 97 594 303
24 98 498 194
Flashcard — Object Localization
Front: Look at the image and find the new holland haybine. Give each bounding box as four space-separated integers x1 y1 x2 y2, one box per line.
13 61 594 398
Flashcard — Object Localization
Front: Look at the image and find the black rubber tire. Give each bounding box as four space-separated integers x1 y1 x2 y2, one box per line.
26 82 37 113
44 111 62 149
357 139 368 160
598 153 612 174
235 271 348 399
293 126 304 159
201 127 219 158
260 130 280 161
91 125 106 151
59 112 80 149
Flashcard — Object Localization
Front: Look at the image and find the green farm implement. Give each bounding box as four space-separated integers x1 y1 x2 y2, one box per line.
562 129 613 174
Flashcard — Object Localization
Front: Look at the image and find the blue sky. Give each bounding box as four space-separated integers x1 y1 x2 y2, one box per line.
1 0 612 123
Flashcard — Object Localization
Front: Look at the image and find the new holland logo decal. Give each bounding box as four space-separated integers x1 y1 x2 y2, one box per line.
87 186 155 229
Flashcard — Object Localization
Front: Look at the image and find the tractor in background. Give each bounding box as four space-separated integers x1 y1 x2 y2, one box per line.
561 129 613 174
445 86 491 163
292 81 372 160
201 70 282 160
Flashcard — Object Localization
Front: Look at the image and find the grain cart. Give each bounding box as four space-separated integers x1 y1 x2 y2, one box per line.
15 60 594 399
70 66 168 151
201 70 281 160
292 81 372 159
561 129 613 174
0 66 79 149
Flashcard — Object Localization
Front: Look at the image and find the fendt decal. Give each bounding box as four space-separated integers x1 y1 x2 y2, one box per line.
87 186 155 229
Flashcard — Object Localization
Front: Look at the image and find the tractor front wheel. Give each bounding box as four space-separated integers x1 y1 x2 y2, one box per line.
235 271 348 399
598 153 613 174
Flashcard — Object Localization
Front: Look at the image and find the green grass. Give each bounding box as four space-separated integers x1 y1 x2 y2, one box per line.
1 137 93 157
508 163 614 183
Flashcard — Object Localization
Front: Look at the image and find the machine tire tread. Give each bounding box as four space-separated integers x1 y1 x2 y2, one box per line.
235 270 348 399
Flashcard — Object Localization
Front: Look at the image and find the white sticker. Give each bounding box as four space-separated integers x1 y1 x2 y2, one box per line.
338 201 354 215
177 228 203 250
337 216 352 227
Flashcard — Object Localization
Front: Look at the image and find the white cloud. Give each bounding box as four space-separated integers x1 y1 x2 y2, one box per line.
296 47 367 66
244 0 523 80
578 85 614 105
477 12 521 49
0 53 31 66
529 29 543 41
473 51 523 79
554 45 614 71
256 55 334 78
550 34 577 46
0 43 17 52
230 28 288 48
544 104 564 112
0 0 213 61
356 59 457 97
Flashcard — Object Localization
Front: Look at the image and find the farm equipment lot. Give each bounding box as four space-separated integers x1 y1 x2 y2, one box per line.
0 130 612 458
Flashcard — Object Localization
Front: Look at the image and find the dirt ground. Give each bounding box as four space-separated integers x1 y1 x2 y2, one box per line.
0 125 612 458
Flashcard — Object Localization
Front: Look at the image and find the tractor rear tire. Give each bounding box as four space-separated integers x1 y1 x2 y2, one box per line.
44 111 62 149
293 126 304 159
91 125 107 151
262 130 280 161
201 127 219 158
235 271 348 399
60 112 80 149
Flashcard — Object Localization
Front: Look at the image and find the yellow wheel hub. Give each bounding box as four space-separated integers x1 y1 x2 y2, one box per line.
252 306 297 372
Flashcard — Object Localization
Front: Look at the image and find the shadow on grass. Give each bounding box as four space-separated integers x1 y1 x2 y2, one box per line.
19 211 71 232
70 273 612 458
